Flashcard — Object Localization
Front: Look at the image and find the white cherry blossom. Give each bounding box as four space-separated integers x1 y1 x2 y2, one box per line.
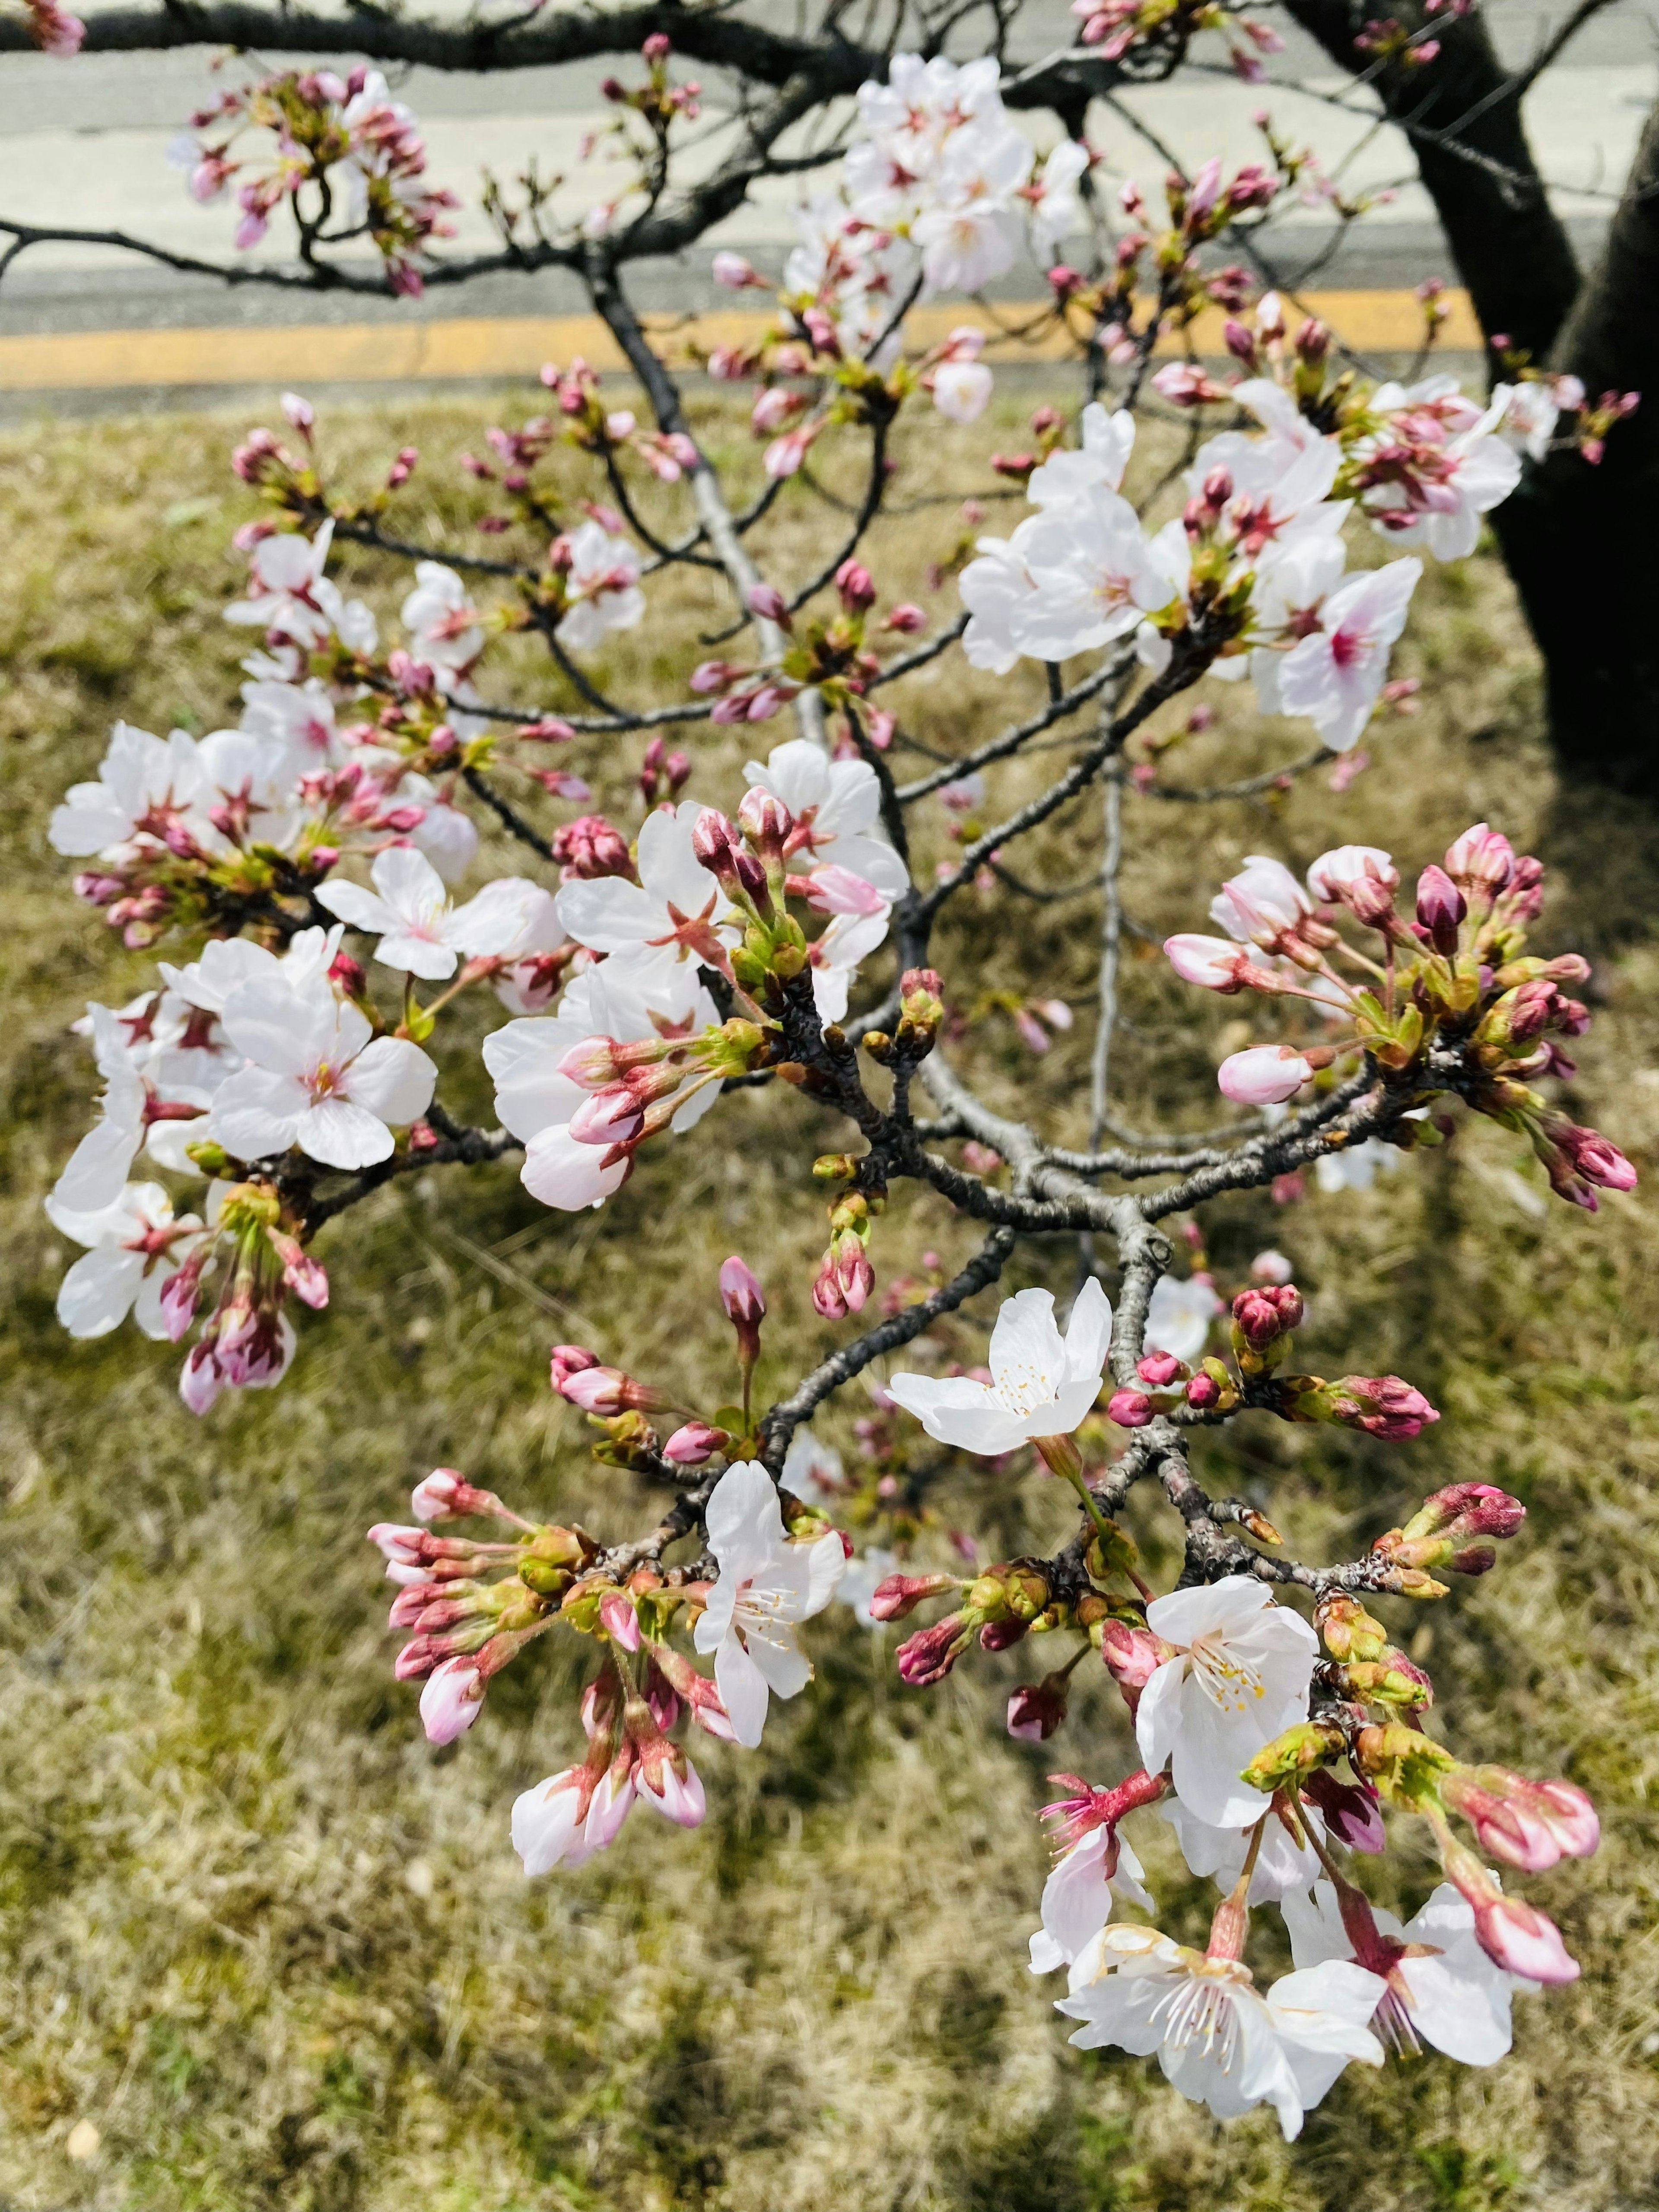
318 846 545 980
959 533 1038 674
481 959 720 1212
49 722 208 858
1025 403 1135 510
1007 487 1169 660
887 1279 1112 1454
44 1181 206 1340
1135 1577 1318 1827
743 737 910 900
224 521 377 654
555 801 737 983
693 1459 845 1746
555 520 646 651
512 1765 635 1876
400 560 483 672
1057 1923 1384 2139
160 921 342 1016
51 1004 209 1213
1028 1824 1153 1975
808 907 892 1022
1274 559 1422 751
1281 1879 1526 2065
210 975 436 1170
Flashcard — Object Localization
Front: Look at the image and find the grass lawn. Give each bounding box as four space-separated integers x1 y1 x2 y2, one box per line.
0 386 1656 2212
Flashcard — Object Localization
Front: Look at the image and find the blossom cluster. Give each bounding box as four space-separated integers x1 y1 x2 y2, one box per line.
1165 825 1636 1209
167 67 458 292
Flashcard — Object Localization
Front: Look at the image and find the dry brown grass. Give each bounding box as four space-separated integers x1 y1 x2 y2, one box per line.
0 385 1657 2212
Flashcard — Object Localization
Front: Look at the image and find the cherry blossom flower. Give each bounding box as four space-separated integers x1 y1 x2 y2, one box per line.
1056 1923 1384 2138
555 520 646 650
555 801 737 984
959 534 1039 674
934 358 995 424
1210 855 1313 947
692 1459 845 1745
1282 1879 1526 2065
1274 559 1422 751
1144 1273 1221 1363
160 922 341 1017
1005 487 1169 660
743 737 910 900
224 521 377 654
400 561 484 673
49 722 208 858
482 960 720 1211
887 1279 1112 1455
44 1181 207 1339
1315 1138 1404 1194
318 847 546 979
1135 1577 1318 1826
209 975 436 1170
1025 403 1135 509
1030 138 1090 260
1028 1824 1153 1974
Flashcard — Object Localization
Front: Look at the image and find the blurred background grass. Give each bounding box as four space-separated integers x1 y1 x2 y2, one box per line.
1 388 1657 2212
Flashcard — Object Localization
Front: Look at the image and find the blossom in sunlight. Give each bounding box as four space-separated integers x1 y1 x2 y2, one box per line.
210 976 436 1170
744 737 910 900
512 1763 636 1874
959 534 1038 674
400 561 485 673
318 847 546 980
1218 1045 1316 1105
51 1005 209 1213
1273 559 1422 751
693 1460 845 1746
482 960 720 1212
1134 1577 1318 1826
44 1181 207 1339
1004 487 1169 660
49 722 208 859
887 1280 1112 1455
1056 1924 1384 2139
555 801 737 985
554 520 646 649
1024 403 1135 509
1158 1796 1325 1903
1282 1880 1528 2065
1028 1823 1153 1975
224 521 377 655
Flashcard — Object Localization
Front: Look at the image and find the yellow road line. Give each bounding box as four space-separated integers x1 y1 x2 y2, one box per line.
0 289 1480 392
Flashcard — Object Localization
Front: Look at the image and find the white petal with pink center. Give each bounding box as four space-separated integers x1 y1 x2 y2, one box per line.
887 1279 1112 1455
693 1460 845 1747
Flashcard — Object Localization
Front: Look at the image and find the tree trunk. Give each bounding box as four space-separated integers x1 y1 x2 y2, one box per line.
1285 3 1659 796
1494 102 1659 795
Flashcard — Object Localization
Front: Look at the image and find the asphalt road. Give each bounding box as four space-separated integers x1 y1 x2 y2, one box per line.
0 0 1651 333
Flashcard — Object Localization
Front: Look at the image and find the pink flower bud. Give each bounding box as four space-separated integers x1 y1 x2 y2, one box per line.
1249 1249 1294 1284
1444 822 1514 898
1007 1674 1069 1741
867 1570 959 1622
1327 1375 1440 1440
636 1751 707 1827
1185 1371 1220 1409
747 582 790 625
712 250 763 289
1559 1123 1637 1192
883 603 927 633
550 815 632 881
1442 1765 1599 1871
719 1255 766 1326
664 1421 729 1466
598 1590 642 1652
1231 1283 1303 1350
568 1087 645 1148
1107 1389 1153 1428
559 1364 670 1415
1137 1351 1183 1388
896 1613 971 1685
1098 1621 1169 1715
1473 1894 1579 1983
1302 1767 1386 1852
419 1656 484 1744
1415 863 1466 954
410 1468 492 1522
1217 1044 1315 1104
834 558 876 612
